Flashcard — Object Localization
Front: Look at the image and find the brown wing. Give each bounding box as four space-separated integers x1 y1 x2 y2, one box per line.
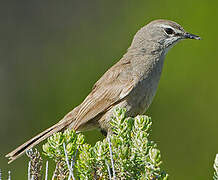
5 58 135 164
71 58 135 130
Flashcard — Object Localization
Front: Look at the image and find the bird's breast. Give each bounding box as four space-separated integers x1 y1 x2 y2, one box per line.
128 54 165 115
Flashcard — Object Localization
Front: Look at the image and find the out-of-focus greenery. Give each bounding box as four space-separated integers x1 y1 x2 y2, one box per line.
42 108 168 179
1 0 218 179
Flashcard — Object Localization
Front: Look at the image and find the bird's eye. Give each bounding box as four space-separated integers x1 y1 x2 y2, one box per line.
164 28 174 35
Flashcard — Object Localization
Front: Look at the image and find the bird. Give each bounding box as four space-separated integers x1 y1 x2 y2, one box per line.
6 19 200 163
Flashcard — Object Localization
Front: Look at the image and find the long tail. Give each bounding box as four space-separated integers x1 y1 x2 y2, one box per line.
5 120 71 164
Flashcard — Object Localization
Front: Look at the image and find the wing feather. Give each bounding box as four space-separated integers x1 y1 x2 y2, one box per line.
71 58 135 130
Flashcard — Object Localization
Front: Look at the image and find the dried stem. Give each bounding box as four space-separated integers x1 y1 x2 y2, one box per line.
63 143 75 180
108 136 116 180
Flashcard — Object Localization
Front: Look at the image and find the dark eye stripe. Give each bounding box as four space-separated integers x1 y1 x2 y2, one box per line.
164 28 174 35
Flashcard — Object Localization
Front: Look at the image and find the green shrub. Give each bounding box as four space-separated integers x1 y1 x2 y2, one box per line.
38 108 168 179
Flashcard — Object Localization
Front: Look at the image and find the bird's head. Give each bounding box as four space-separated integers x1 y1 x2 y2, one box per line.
130 19 200 54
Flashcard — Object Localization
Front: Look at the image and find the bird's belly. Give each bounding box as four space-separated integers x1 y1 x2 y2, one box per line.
98 69 162 132
127 75 161 115
98 85 157 132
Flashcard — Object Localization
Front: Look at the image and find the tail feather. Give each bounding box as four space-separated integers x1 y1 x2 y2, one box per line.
6 121 70 164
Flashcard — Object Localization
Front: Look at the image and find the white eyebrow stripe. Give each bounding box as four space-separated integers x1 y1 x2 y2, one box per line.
158 24 175 30
158 24 183 34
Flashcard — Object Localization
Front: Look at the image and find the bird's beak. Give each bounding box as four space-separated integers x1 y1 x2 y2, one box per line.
184 32 201 40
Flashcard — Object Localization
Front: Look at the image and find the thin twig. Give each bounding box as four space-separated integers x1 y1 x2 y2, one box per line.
214 154 218 179
68 148 78 180
52 163 58 180
72 149 78 170
106 160 112 180
45 161 48 180
28 161 31 180
63 142 75 180
26 148 33 180
8 171 11 180
108 136 116 180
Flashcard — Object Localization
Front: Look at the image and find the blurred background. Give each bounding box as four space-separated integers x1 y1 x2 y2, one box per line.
1 0 217 179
